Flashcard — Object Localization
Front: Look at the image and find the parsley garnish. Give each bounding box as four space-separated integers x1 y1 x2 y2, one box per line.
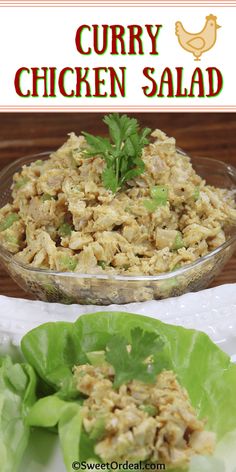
82 114 151 193
105 327 165 388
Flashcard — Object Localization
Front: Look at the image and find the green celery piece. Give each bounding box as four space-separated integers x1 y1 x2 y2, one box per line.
43 283 57 296
41 193 55 202
193 186 200 201
89 417 106 441
0 213 19 232
124 206 131 213
143 186 168 212
15 176 30 189
4 234 19 246
143 199 159 212
59 255 77 272
123 264 130 270
150 185 168 204
158 277 179 295
58 223 73 237
97 260 106 270
86 351 106 366
171 263 181 271
34 160 43 166
139 404 158 416
172 232 185 250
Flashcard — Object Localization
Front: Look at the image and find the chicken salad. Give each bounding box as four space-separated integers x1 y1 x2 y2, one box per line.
0 114 235 277
19 311 236 472
74 362 215 467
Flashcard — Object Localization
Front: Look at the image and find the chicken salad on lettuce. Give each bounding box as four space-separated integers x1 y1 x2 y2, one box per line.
13 311 236 471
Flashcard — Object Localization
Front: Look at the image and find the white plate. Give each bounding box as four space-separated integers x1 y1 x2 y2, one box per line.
0 283 236 471
0 283 236 359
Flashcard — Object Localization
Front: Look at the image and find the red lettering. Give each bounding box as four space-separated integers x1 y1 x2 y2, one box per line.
31 67 48 97
14 67 30 97
158 68 174 97
110 25 126 54
206 67 223 97
175 67 188 97
49 67 57 97
109 67 126 97
188 68 205 97
127 25 143 54
75 25 91 55
93 67 107 97
75 67 91 97
58 68 74 97
93 24 108 54
145 25 162 55
142 67 157 97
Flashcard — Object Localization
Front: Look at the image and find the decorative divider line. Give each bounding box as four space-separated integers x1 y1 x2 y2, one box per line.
0 1 235 5
0 106 234 112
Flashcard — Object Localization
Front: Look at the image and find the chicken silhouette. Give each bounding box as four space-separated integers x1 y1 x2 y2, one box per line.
175 15 221 60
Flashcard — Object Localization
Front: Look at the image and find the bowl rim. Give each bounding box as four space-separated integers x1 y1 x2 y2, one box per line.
0 151 236 282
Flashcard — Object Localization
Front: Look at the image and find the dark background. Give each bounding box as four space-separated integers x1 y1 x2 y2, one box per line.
0 112 235 299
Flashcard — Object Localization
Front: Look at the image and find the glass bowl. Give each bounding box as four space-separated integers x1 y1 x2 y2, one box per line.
0 152 236 305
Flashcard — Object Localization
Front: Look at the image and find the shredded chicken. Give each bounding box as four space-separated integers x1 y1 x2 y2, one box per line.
0 130 235 275
73 363 215 468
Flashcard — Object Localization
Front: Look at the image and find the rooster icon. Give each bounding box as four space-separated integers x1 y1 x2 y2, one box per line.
175 14 221 61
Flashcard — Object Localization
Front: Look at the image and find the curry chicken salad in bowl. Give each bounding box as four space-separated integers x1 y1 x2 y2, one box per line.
0 114 235 304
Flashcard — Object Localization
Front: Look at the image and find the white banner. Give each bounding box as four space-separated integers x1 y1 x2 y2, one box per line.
0 2 235 111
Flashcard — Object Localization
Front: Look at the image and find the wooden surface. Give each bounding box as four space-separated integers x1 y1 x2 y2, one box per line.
0 112 235 299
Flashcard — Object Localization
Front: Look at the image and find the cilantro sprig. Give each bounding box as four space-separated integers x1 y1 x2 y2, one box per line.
82 114 151 193
105 327 165 388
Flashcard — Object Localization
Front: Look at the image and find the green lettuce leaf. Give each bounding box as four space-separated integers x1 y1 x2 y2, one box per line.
26 396 94 469
0 356 36 472
189 429 236 472
21 312 236 471
21 321 85 399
